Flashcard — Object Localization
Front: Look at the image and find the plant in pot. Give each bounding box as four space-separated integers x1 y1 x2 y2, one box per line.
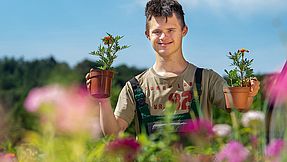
224 48 254 111
89 33 129 98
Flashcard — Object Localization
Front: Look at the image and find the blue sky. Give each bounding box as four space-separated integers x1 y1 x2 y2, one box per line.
0 0 286 75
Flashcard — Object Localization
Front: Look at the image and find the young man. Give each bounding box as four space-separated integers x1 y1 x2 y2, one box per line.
86 0 260 136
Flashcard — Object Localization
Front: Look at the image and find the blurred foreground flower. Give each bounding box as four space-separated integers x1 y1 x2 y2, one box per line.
266 62 287 105
0 153 17 162
179 119 214 147
265 139 285 162
24 84 100 136
212 124 232 137
180 119 214 135
241 110 265 128
105 137 140 162
216 140 249 162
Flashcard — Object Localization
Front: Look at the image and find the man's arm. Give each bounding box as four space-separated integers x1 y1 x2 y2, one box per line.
246 78 260 108
86 70 129 136
97 98 129 135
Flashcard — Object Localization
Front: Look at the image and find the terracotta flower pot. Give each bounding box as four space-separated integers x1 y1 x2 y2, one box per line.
224 87 250 111
90 70 114 98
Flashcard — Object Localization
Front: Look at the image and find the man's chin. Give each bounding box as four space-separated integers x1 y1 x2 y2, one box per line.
157 50 171 56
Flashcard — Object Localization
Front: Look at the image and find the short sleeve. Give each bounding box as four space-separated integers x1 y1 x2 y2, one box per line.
207 70 227 109
114 82 136 125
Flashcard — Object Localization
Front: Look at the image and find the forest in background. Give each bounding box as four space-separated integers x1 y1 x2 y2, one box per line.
0 57 143 143
0 56 267 146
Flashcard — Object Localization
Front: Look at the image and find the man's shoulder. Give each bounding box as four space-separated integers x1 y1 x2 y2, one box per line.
190 64 224 81
134 68 153 82
123 68 152 88
200 68 226 84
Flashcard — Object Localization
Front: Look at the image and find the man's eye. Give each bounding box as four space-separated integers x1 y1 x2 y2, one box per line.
152 30 161 34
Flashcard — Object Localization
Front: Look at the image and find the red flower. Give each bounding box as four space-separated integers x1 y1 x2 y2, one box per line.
103 36 113 45
239 48 249 53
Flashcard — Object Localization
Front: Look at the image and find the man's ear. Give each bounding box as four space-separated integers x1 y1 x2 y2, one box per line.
182 26 188 37
145 30 150 40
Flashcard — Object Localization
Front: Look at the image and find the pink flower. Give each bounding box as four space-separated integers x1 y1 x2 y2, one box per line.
0 153 17 162
265 139 285 161
24 85 65 112
180 119 214 136
24 85 100 136
266 62 287 105
106 137 140 162
179 119 214 147
216 140 249 162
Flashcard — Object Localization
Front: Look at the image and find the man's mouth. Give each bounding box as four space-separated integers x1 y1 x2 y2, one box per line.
158 42 173 46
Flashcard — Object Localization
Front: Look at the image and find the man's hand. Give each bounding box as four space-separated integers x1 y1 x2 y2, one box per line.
249 77 260 97
85 68 94 94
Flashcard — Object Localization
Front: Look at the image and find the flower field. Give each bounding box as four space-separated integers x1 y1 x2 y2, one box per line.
0 62 286 162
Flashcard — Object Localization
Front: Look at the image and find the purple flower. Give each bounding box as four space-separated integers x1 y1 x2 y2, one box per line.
265 139 285 159
216 140 249 162
106 137 140 162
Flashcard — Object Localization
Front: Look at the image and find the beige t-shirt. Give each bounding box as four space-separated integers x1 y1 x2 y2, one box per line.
114 63 227 131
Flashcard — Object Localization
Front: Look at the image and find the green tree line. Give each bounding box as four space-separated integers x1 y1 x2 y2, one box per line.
0 56 144 145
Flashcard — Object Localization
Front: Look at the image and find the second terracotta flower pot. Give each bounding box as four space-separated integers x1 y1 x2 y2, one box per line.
224 87 250 112
90 70 114 98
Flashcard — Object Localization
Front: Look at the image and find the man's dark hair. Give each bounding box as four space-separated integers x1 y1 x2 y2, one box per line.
145 0 186 31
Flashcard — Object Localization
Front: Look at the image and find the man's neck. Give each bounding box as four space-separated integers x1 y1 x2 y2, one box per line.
153 56 188 77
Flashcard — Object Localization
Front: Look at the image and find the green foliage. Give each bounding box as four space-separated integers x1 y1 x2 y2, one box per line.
225 49 254 87
0 56 144 150
89 33 130 70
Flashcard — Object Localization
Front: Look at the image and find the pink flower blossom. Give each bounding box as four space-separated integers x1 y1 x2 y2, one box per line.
24 84 100 136
0 153 17 162
179 119 214 147
24 85 65 112
216 140 249 162
265 139 285 160
106 137 140 162
266 62 287 105
179 119 214 136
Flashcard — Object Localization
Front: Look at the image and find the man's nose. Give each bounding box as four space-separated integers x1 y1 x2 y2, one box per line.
159 32 167 40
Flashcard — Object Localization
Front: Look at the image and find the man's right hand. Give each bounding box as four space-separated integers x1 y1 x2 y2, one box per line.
85 69 128 135
85 68 94 94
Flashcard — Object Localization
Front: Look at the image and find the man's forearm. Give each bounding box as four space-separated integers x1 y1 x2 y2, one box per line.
98 99 121 136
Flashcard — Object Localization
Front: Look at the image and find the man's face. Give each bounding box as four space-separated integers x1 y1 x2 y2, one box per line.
145 13 188 58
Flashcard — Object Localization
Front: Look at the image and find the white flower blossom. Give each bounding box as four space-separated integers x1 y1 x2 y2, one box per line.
212 124 232 137
241 110 265 127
